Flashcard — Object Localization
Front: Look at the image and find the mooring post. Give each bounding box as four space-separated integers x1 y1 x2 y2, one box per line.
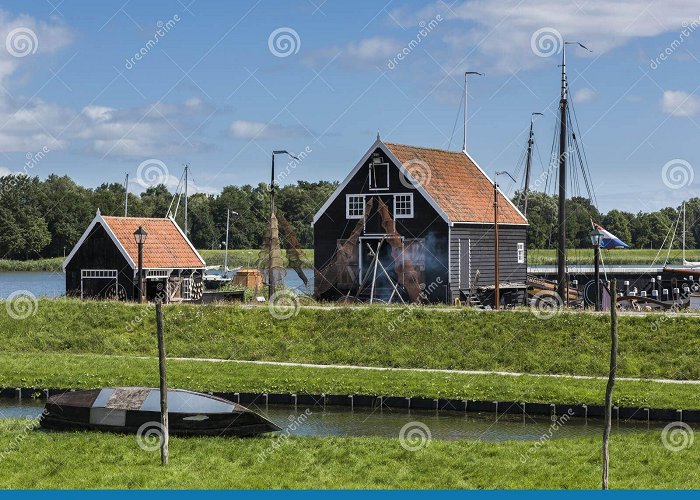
602 280 617 490
155 299 169 466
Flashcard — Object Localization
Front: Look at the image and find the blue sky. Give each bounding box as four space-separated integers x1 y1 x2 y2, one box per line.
1 0 699 213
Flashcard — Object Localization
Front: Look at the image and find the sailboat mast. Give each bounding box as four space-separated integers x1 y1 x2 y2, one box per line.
683 202 686 263
556 46 568 302
124 173 129 217
184 164 189 237
523 113 542 217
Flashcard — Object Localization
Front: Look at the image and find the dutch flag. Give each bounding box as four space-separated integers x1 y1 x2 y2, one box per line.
592 221 630 249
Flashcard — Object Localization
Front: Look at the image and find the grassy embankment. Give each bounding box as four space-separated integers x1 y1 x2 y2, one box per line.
1 248 696 272
0 419 697 488
1 299 699 409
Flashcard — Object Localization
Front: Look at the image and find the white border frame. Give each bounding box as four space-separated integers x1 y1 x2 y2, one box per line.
369 162 390 191
393 193 414 218
345 194 365 219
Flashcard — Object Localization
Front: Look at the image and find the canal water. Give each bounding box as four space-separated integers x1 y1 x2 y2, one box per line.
0 270 313 300
0 399 666 442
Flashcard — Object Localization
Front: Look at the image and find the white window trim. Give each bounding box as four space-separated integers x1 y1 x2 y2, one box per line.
393 193 414 218
517 242 525 264
369 163 390 191
346 194 365 219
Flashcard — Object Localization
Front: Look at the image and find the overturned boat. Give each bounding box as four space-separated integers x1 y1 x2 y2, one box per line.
40 387 280 437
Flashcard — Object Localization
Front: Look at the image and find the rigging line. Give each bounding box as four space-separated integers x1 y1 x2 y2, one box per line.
167 169 186 217
447 90 465 151
650 210 679 267
568 94 598 208
664 209 682 266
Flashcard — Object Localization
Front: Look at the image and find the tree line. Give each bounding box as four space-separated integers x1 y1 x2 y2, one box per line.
0 173 696 260
0 174 336 260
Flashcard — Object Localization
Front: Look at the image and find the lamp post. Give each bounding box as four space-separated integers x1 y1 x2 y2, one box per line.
134 226 148 303
589 228 604 311
269 150 300 298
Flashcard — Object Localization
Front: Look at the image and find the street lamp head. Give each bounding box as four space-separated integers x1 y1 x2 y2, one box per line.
133 226 148 245
589 228 604 247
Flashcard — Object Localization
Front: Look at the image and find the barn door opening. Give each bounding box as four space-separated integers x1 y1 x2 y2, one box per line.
80 269 119 299
358 237 404 300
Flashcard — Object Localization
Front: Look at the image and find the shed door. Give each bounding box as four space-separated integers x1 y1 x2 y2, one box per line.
459 239 471 289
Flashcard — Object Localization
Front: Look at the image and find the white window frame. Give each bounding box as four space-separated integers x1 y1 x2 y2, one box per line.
346 194 365 219
517 242 525 264
369 163 390 191
393 193 414 218
182 277 193 300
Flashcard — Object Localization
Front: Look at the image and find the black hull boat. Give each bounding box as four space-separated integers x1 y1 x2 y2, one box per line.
40 387 280 437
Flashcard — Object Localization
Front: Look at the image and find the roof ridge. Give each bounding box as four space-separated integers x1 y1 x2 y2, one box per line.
102 216 173 220
384 142 466 155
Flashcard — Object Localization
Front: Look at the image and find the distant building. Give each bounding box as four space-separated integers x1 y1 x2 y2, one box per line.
63 211 205 301
312 137 528 305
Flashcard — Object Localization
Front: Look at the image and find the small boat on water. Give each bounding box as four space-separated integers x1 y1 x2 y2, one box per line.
40 387 280 437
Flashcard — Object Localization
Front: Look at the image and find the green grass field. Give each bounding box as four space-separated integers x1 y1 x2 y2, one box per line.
0 419 696 488
198 249 313 268
2 299 699 380
1 351 697 409
528 248 700 265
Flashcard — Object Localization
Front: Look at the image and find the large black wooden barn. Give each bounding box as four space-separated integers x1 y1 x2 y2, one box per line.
312 137 529 305
63 211 206 301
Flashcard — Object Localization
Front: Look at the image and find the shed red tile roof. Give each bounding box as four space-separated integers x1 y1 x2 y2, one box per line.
102 216 205 269
385 143 527 225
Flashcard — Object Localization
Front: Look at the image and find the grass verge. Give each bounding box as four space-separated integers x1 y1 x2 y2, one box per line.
0 258 64 272
2 352 698 409
0 419 696 488
527 248 700 266
2 299 699 380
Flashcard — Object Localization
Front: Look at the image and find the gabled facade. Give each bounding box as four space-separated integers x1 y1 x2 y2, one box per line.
63 211 206 302
312 137 528 305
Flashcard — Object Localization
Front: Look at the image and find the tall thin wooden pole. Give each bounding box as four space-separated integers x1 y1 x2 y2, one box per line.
557 46 568 305
183 165 189 238
602 280 617 489
156 299 169 466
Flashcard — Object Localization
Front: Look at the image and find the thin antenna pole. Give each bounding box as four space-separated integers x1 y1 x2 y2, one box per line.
224 209 230 274
683 202 686 263
269 153 275 298
183 165 189 237
124 173 129 217
463 72 484 152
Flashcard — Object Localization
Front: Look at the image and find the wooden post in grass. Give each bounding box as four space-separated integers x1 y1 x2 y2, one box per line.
156 298 169 465
602 280 617 489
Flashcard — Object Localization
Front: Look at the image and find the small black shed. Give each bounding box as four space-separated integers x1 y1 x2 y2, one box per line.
312 137 528 305
63 210 206 301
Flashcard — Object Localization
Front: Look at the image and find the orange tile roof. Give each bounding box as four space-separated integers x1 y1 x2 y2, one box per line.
385 143 527 225
102 216 205 269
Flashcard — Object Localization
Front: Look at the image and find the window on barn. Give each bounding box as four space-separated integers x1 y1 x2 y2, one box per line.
369 162 389 190
346 195 365 219
517 242 525 264
394 193 414 218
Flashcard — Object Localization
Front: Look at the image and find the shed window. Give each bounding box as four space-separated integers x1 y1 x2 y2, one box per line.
346 195 365 219
394 193 414 218
369 163 389 190
517 242 525 264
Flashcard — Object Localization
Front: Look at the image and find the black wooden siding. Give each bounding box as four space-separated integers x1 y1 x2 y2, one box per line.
65 224 136 299
314 147 450 302
449 223 528 298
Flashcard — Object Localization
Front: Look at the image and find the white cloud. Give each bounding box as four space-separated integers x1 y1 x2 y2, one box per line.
0 10 73 84
305 36 403 68
391 0 700 74
574 88 596 103
228 120 308 140
660 90 700 117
